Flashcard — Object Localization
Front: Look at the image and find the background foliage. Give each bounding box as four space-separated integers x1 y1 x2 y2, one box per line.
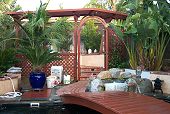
0 0 21 74
112 0 170 71
108 39 129 69
50 17 73 52
81 20 102 52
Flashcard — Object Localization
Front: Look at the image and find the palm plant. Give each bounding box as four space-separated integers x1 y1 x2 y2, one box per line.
50 17 73 52
16 0 60 72
14 0 62 89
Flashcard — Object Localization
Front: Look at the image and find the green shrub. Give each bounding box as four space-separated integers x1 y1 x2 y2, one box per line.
81 20 102 52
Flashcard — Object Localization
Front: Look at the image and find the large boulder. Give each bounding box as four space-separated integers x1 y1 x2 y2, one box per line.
119 72 132 78
136 78 153 94
109 68 122 78
126 78 153 93
97 71 112 79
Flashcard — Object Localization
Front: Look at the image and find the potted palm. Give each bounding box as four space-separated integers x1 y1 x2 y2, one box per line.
16 1 60 90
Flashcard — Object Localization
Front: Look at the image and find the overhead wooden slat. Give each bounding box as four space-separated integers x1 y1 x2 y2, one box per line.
6 8 127 22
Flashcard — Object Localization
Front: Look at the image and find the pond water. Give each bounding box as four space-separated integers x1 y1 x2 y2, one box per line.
0 104 101 114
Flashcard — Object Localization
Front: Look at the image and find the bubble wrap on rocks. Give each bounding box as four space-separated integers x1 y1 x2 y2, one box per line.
109 68 122 78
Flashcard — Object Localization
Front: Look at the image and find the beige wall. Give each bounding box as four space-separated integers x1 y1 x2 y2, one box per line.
80 54 104 67
124 69 170 94
149 73 170 94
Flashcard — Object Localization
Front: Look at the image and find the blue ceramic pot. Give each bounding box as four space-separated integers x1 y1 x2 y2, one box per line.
29 71 46 90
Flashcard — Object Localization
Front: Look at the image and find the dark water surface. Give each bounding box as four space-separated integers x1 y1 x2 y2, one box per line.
0 104 101 114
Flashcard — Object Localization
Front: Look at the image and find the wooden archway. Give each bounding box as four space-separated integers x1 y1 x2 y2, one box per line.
77 16 109 80
7 8 127 81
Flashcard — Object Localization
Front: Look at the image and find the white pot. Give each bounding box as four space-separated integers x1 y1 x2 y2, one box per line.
46 76 56 88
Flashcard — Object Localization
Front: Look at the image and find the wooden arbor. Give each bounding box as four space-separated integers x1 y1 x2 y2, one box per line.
77 16 109 80
7 8 127 80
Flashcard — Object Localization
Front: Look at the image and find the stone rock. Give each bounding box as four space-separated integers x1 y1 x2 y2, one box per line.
86 78 104 92
97 71 112 79
109 68 122 78
136 78 153 94
120 72 132 78
126 78 138 92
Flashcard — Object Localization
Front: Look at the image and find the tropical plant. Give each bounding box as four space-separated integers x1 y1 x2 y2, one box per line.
84 0 114 10
16 1 60 72
84 0 105 9
108 37 129 69
50 17 73 52
0 49 18 72
109 49 129 68
0 14 15 50
81 20 102 52
0 0 21 13
0 16 18 73
0 0 20 74
108 19 129 69
113 0 170 71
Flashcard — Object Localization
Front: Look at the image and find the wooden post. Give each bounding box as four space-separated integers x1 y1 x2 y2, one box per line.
14 18 20 48
73 15 79 81
105 29 109 70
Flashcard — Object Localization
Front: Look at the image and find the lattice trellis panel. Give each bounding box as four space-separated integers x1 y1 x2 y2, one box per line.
16 54 32 77
17 53 76 79
44 53 76 79
108 28 126 61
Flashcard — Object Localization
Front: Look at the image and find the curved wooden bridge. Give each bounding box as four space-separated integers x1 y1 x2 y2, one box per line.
57 81 170 114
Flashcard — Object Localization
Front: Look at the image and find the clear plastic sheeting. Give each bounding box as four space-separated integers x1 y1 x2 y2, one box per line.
7 67 22 73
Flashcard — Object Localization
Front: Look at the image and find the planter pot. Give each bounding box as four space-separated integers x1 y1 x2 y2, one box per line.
0 74 20 95
29 72 46 90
